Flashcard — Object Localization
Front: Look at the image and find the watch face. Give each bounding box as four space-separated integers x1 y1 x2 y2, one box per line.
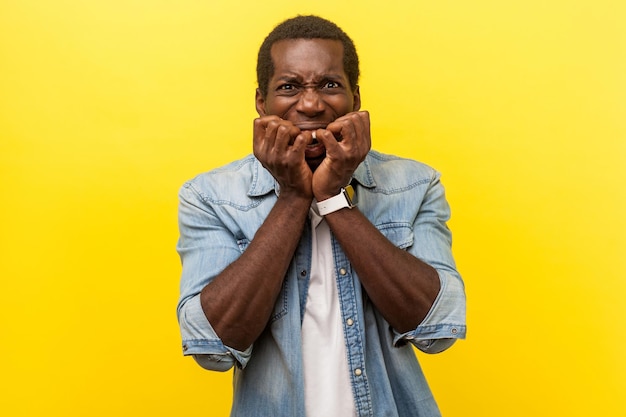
344 185 355 205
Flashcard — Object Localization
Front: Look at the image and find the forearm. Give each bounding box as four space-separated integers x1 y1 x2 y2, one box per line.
201 193 311 351
324 207 441 333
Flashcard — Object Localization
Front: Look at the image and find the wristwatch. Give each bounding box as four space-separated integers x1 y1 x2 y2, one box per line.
316 185 355 216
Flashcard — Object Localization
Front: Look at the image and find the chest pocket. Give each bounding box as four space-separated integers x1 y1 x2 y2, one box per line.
378 223 414 249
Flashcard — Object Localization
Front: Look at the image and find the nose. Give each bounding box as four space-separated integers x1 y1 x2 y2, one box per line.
296 88 324 116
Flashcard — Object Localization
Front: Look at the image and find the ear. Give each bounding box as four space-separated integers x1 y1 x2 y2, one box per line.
352 85 361 111
255 88 267 116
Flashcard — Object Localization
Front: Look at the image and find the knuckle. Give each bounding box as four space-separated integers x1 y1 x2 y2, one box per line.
276 124 290 135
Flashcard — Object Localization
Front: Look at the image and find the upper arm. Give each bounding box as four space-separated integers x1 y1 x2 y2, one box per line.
176 182 243 317
176 182 254 369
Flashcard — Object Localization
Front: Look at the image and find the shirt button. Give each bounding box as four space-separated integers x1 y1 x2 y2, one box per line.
300 270 307 277
354 368 362 376
451 328 458 335
346 318 354 326
339 268 347 276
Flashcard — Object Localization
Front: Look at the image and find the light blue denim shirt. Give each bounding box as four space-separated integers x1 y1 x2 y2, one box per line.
177 150 466 417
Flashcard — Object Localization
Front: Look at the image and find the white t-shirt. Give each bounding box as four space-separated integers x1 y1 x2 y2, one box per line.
301 207 357 417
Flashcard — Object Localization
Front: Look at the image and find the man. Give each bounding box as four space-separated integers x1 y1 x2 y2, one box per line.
177 15 466 417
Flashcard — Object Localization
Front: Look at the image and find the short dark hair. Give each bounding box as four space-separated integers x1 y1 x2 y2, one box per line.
256 15 360 98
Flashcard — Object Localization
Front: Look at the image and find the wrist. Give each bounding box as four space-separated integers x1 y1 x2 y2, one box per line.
316 185 355 216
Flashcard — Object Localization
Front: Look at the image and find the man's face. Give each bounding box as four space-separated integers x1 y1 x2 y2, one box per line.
256 38 361 170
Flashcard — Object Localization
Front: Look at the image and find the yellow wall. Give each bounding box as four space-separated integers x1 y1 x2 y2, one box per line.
1 1 624 416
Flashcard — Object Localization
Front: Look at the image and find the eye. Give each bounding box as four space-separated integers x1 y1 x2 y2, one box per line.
323 81 340 89
276 83 300 96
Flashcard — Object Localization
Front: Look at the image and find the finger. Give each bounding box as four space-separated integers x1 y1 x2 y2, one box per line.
352 111 371 149
337 111 371 149
253 117 272 156
274 122 301 148
254 116 281 146
325 119 346 142
259 118 301 151
291 131 311 153
327 111 363 142
315 128 340 152
326 117 357 148
255 115 282 134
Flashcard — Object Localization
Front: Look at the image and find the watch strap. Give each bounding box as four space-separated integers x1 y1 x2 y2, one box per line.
316 185 355 216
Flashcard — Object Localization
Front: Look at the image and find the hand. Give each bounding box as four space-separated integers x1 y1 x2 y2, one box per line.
253 116 313 199
311 111 371 200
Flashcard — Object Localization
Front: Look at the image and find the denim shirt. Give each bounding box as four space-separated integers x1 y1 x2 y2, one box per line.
176 150 466 417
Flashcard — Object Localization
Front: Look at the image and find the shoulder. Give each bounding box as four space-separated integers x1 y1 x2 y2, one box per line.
179 154 266 206
364 150 439 192
184 154 256 186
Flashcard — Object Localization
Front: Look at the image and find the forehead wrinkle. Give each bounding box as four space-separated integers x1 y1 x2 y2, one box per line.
269 39 347 84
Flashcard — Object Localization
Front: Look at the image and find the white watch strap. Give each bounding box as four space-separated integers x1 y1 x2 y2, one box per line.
316 186 354 216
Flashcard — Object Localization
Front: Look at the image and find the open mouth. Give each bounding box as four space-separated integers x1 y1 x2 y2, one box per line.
303 132 326 160
297 124 329 160
304 140 325 156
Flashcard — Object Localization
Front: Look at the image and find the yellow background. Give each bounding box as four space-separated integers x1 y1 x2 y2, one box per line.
1 0 625 416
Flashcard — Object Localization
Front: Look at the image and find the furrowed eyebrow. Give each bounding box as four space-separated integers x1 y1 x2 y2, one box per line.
276 76 300 83
323 74 344 81
274 74 345 84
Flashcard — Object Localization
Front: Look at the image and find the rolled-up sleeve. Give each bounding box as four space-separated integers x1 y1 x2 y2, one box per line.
176 180 253 370
179 294 252 371
392 169 466 353
392 269 466 353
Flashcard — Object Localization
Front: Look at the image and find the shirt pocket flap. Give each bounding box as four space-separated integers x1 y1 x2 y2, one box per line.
378 223 414 249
